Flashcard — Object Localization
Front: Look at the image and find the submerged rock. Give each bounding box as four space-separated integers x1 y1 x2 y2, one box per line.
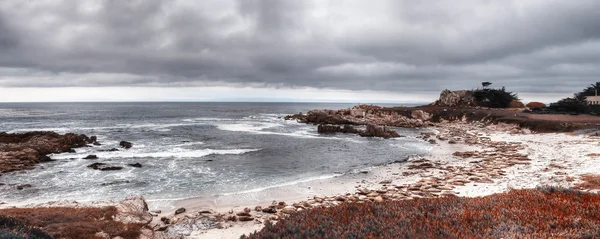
83 154 98 159
128 163 142 168
119 141 133 149
87 163 123 171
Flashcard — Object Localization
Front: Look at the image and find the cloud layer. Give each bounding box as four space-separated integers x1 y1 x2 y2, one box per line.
1 0 600 95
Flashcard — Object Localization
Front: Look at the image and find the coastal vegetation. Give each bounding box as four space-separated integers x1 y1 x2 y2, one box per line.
0 206 143 239
242 188 600 239
547 82 600 114
471 87 519 108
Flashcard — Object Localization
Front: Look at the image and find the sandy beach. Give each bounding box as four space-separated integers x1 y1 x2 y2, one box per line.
155 120 600 238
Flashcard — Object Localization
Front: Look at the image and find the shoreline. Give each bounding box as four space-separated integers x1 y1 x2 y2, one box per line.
3 106 600 238
160 121 600 238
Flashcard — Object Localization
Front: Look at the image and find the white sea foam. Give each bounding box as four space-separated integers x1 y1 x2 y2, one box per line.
215 122 282 132
222 174 342 196
50 148 261 159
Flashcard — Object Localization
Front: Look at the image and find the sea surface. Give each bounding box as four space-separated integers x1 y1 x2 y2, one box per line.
0 102 431 206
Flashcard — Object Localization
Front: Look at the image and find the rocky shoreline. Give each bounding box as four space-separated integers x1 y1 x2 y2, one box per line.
4 103 600 238
0 131 94 174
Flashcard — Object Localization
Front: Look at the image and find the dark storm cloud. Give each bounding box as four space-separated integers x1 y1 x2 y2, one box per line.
0 0 600 94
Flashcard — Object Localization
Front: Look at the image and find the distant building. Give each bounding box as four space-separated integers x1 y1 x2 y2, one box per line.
585 91 600 105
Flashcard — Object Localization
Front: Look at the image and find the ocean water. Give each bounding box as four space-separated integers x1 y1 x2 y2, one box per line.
0 102 430 206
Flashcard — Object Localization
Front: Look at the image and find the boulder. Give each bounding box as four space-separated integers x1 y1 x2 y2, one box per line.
83 155 98 160
119 141 133 149
359 124 401 139
175 207 186 215
262 207 277 214
87 163 123 171
411 110 431 121
16 184 32 190
433 90 476 107
128 163 142 168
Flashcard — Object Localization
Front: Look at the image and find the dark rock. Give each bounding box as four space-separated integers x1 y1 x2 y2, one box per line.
89 136 97 143
174 207 186 215
359 124 401 139
237 212 251 217
87 163 122 171
119 141 133 149
317 124 362 134
160 217 170 224
128 163 142 168
16 184 32 190
67 149 76 153
262 207 277 214
101 180 131 186
83 155 98 159
238 216 254 221
92 142 101 146
99 148 119 152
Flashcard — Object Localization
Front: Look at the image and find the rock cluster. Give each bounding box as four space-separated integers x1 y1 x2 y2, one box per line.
0 131 92 173
317 124 401 138
433 89 477 107
285 105 433 138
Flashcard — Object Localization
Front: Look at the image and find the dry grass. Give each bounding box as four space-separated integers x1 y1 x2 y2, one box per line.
243 188 600 239
575 174 600 190
0 206 144 239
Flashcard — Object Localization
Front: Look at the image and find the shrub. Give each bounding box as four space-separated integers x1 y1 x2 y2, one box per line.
0 206 143 239
242 189 600 239
509 100 525 108
471 88 519 108
548 97 588 113
525 102 547 108
0 214 52 239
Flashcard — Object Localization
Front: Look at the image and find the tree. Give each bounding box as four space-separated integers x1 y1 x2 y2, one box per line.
574 82 600 102
482 82 492 89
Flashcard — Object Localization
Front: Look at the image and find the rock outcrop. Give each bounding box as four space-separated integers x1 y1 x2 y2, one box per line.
0 132 91 173
317 124 401 138
359 124 401 139
119 141 133 149
433 90 477 107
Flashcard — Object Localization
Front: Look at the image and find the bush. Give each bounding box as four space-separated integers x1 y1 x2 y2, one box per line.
509 100 525 108
548 97 588 113
0 215 52 239
525 102 547 108
242 189 600 239
0 206 143 239
471 88 519 108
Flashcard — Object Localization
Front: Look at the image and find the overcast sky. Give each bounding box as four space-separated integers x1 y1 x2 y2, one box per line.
1 0 599 102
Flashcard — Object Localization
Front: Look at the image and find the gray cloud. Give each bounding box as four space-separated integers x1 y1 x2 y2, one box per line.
0 0 600 95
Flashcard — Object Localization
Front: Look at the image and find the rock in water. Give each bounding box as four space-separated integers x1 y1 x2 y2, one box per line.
83 154 98 159
87 163 123 171
119 141 133 149
128 163 142 168
359 124 401 138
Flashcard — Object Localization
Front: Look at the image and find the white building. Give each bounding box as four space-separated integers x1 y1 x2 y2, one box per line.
585 95 600 105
